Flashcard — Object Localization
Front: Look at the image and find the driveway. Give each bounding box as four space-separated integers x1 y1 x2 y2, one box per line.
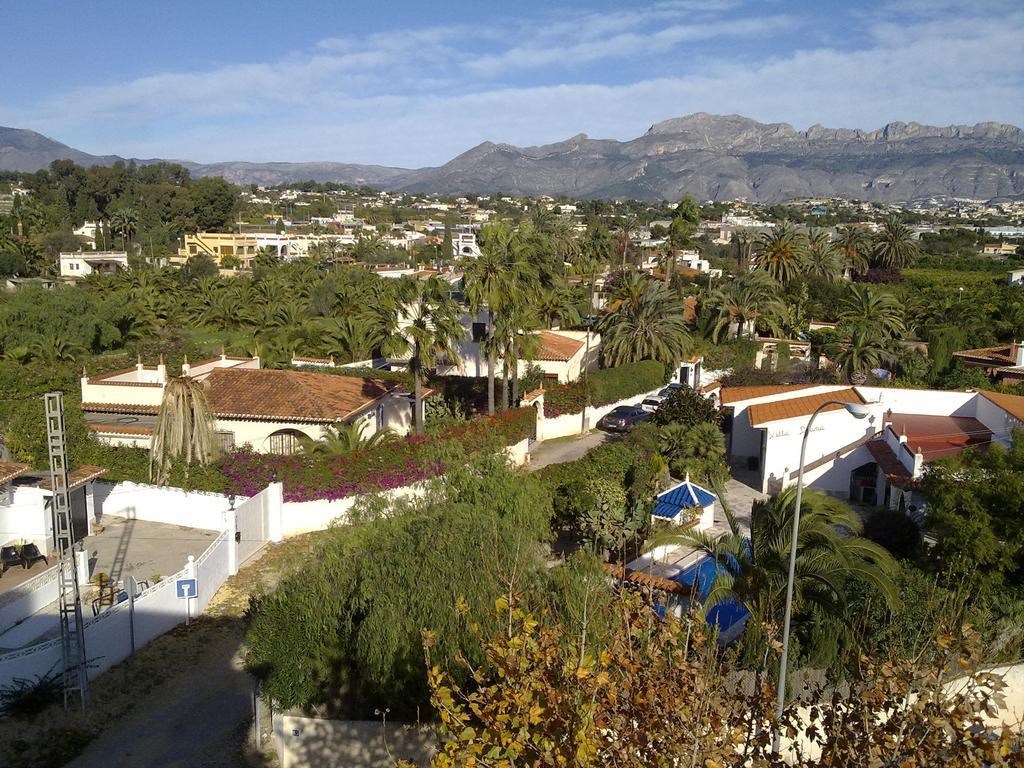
526 430 611 471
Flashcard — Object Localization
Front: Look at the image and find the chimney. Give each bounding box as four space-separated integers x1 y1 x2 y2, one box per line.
181 354 190 377
1016 342 1024 368
157 354 166 383
913 446 925 477
135 354 143 375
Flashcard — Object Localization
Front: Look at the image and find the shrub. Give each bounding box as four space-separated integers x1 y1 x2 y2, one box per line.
651 386 721 428
543 361 664 418
702 338 759 371
863 510 922 559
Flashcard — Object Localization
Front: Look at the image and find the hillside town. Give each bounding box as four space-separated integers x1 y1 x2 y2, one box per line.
2 2 1024 766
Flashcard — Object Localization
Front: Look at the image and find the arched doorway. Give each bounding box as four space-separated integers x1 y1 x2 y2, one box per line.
264 428 307 455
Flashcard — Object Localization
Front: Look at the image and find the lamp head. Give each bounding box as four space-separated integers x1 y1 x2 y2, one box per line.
843 402 871 419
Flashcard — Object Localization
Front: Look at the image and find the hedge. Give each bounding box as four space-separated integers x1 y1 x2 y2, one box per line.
543 360 665 417
221 407 535 502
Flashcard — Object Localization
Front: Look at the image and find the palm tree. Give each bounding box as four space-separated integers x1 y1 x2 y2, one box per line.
833 329 888 382
109 207 138 253
299 422 395 456
494 304 542 408
323 314 379 363
872 216 920 271
382 277 465 435
839 284 905 338
752 225 807 286
465 223 535 415
659 488 899 668
705 271 777 340
150 376 219 484
802 230 843 283
835 226 871 277
598 280 690 367
29 334 85 365
534 283 581 329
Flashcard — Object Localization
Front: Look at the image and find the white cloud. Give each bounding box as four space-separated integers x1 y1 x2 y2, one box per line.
3 2 1021 167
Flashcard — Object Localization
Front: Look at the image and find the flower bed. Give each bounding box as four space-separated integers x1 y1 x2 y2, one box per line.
221 408 535 502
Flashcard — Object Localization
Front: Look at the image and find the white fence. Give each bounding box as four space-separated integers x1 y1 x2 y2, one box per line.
0 530 232 692
92 481 240 532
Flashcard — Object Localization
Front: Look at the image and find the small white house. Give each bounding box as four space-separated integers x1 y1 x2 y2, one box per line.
1008 268 1024 286
0 463 107 553
59 251 129 277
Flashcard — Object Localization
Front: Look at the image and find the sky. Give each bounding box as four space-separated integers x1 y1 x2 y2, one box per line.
1 0 1022 168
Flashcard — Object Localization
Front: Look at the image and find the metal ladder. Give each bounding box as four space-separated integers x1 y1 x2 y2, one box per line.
45 392 89 709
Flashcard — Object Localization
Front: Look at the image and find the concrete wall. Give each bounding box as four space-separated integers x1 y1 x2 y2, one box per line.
273 714 437 768
93 481 237 532
0 486 50 553
0 566 58 636
541 387 663 441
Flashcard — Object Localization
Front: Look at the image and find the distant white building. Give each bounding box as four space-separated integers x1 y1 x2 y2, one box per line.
1009 268 1024 286
59 251 129 277
453 231 482 259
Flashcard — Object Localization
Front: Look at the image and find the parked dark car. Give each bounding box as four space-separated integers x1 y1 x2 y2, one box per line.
597 405 651 433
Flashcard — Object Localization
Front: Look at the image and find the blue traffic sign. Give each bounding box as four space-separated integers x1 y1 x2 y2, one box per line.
176 578 197 599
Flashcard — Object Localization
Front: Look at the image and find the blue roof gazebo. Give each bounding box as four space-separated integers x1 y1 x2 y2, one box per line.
652 475 717 530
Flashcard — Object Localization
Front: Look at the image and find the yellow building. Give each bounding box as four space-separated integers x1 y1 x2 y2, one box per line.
175 233 259 268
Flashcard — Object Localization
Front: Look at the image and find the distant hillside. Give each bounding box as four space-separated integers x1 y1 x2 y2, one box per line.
2 114 1023 202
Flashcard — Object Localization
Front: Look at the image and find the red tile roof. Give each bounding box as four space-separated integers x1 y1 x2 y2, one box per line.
0 462 31 485
953 343 1020 367
82 403 160 415
887 413 992 461
27 465 108 492
865 440 914 487
87 423 154 436
202 368 396 423
720 384 820 405
978 389 1024 423
535 330 586 362
747 388 865 427
603 563 692 596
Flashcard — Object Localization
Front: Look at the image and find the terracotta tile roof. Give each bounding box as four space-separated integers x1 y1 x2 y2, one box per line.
202 368 396 423
535 330 586 362
866 440 914 487
82 403 159 415
683 295 697 323
26 465 108 492
887 413 992 461
603 563 692 596
0 462 31 485
747 388 865 427
87 423 154 436
953 343 1020 367
720 384 820 405
978 389 1024 422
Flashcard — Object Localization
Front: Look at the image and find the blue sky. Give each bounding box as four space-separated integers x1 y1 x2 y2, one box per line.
1 0 1021 167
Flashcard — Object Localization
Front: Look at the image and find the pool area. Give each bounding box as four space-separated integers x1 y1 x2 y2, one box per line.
671 555 749 642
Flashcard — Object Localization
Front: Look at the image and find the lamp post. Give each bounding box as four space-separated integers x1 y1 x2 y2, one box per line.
773 399 871 752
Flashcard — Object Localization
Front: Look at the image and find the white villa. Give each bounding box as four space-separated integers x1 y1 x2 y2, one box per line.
720 384 1024 510
81 354 416 454
59 251 129 277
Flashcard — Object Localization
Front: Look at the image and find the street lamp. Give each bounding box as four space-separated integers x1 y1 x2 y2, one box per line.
773 399 871 752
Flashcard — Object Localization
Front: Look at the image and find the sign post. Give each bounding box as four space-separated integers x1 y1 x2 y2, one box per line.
176 578 198 625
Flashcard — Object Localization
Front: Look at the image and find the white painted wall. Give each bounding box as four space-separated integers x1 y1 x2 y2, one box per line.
93 481 236 532
273 714 437 768
971 394 1023 446
541 387 664 441
0 486 51 553
0 566 58 636
726 386 847 461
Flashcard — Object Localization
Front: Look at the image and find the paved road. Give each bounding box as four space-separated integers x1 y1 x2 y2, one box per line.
526 430 611 471
66 625 253 768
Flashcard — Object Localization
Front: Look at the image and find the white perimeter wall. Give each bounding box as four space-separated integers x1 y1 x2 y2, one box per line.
541 389 663 441
0 486 50 553
0 567 58 636
93 481 238 532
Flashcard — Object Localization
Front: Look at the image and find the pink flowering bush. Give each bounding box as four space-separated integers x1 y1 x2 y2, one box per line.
221 408 535 502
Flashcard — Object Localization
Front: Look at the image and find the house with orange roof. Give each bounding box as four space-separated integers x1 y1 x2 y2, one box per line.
81 354 415 455
952 341 1024 385
722 383 1024 500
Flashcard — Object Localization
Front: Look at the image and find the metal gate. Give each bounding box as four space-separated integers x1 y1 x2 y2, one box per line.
235 488 271 567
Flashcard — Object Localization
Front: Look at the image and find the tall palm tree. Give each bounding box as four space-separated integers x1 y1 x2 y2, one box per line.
705 271 778 340
494 304 542 408
150 376 219 484
465 223 535 415
109 207 138 253
752 225 807 286
835 226 871 277
382 277 465 435
598 280 690 367
535 283 582 329
660 488 899 668
802 230 843 283
872 216 920 271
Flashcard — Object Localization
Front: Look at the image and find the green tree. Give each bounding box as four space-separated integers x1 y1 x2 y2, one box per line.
149 376 219 484
666 194 700 283
872 216 920 270
597 280 689 367
753 224 806 286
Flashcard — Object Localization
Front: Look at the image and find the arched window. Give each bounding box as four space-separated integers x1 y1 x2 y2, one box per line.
265 429 306 455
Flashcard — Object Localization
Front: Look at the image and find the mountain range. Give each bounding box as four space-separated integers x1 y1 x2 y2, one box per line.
3 113 1023 203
